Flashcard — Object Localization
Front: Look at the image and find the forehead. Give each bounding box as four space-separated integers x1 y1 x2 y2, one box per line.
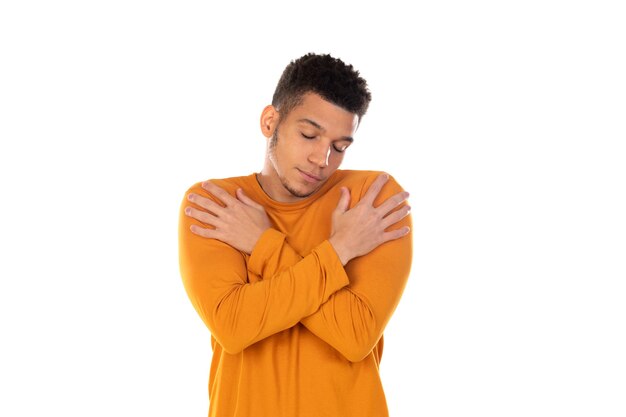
285 93 359 136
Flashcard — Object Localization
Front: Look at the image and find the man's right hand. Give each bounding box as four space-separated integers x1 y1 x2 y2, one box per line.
329 174 411 265
185 182 271 254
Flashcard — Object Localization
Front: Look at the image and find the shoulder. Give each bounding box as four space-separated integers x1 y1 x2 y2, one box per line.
182 174 255 200
335 170 406 199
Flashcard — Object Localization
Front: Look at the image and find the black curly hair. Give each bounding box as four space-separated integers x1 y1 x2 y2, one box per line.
271 53 372 123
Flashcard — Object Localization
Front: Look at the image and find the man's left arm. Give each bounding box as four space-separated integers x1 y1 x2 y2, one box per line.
243 176 413 362
301 209 412 362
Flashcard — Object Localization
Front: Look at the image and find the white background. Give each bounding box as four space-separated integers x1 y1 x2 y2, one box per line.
1 1 625 416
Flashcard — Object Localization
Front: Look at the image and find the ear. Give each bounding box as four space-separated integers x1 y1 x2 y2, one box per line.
259 105 280 138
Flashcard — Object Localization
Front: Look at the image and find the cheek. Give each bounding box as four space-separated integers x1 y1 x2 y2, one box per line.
276 140 302 164
328 152 345 167
293 141 312 160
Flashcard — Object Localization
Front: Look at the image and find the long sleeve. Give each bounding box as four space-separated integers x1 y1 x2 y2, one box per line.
247 228 304 278
302 211 412 362
246 175 413 362
178 186 349 355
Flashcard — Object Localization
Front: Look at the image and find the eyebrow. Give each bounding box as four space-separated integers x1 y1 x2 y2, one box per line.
297 118 354 143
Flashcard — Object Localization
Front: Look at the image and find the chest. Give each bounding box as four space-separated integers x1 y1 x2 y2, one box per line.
266 202 334 255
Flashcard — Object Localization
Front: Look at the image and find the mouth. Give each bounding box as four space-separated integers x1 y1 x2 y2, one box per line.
297 169 323 183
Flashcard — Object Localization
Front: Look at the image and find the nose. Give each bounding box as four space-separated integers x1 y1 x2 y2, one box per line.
308 142 331 168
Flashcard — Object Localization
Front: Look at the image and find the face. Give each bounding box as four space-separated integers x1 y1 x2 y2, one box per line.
259 92 359 202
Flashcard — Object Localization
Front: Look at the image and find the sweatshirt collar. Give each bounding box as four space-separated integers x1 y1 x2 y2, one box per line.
248 170 343 211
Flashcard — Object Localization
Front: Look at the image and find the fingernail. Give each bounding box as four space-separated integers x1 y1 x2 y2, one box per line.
185 207 191 215
187 194 194 201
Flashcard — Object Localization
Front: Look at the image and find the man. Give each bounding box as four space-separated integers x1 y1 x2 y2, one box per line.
179 53 413 417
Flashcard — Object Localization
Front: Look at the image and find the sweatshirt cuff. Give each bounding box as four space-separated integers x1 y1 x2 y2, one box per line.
313 240 350 296
248 228 286 277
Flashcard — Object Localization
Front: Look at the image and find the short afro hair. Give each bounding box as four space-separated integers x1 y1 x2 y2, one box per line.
271 53 372 122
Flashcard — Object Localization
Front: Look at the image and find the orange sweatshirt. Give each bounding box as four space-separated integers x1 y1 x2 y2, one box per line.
178 170 413 417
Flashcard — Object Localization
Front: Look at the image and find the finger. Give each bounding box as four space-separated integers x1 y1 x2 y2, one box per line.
377 191 410 213
201 181 238 207
382 205 411 229
360 174 389 206
334 187 351 214
187 193 224 216
236 188 263 209
189 224 219 239
185 206 221 227
381 226 411 243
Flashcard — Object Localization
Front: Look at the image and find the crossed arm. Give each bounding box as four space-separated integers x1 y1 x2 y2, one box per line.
246 224 412 362
179 174 412 361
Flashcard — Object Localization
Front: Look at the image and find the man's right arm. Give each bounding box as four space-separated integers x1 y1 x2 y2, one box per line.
178 186 349 354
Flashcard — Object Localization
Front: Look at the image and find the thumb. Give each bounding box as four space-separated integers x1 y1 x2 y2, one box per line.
236 188 262 209
334 187 350 214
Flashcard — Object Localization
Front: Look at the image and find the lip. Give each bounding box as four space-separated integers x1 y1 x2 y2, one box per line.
298 169 323 183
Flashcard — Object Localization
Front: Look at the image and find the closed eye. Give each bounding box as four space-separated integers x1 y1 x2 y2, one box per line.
301 132 350 153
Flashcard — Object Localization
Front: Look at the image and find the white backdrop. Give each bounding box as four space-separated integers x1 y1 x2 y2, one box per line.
1 1 625 416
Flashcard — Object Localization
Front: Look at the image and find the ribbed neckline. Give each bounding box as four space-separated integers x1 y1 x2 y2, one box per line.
247 170 344 211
